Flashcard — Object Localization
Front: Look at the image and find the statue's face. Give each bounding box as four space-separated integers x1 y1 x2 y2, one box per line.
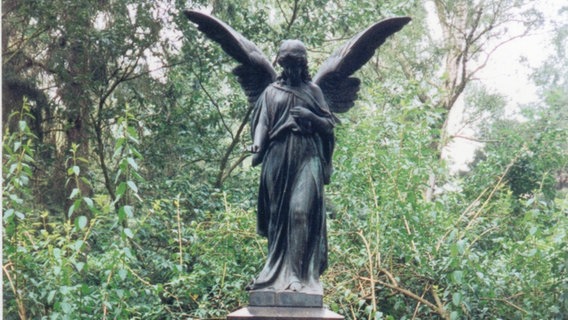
280 59 304 86
278 55 304 68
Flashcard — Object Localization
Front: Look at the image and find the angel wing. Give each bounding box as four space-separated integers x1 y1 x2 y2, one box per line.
183 10 277 105
313 17 411 113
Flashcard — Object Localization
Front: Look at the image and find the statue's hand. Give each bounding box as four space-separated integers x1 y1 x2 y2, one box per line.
249 144 261 153
290 106 314 121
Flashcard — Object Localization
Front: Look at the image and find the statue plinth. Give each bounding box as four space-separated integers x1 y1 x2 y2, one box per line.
249 290 323 307
227 306 344 320
227 291 343 319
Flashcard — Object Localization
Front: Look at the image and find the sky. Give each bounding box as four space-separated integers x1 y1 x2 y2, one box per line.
442 1 565 172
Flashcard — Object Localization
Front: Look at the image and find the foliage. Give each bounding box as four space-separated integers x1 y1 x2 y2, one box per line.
3 1 567 319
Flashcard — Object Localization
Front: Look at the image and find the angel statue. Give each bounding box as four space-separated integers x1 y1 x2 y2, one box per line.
184 10 410 304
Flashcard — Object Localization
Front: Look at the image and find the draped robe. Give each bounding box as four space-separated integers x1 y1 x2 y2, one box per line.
249 82 335 294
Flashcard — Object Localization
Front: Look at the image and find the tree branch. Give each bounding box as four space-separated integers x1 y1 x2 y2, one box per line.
193 71 234 140
286 0 300 32
215 102 255 187
468 32 531 77
367 275 449 319
3 262 27 319
450 134 499 143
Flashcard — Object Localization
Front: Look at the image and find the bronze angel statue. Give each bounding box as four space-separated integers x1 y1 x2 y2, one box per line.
184 10 410 301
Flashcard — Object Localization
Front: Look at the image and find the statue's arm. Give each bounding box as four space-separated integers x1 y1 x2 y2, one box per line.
312 113 334 134
291 106 334 134
251 104 269 153
290 84 334 134
252 123 268 153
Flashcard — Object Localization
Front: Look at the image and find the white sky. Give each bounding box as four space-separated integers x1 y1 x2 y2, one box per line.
443 1 565 172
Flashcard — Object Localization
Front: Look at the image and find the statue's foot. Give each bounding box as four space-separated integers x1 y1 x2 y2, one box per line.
287 281 303 292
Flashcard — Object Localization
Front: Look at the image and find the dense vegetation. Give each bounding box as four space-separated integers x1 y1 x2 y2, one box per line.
3 0 567 319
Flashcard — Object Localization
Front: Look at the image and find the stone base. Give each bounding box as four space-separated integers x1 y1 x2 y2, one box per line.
249 290 323 307
227 306 344 320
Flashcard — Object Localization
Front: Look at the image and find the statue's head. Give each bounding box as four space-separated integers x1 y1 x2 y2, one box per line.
277 40 310 85
277 40 307 67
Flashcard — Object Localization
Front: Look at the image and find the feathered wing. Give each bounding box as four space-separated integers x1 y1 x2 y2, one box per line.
313 17 411 113
184 10 277 105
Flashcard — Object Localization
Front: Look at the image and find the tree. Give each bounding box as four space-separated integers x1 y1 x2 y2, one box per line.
2 0 174 211
386 0 543 199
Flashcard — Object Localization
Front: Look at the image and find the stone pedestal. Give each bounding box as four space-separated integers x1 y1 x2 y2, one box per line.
228 290 343 320
227 306 344 320
249 290 323 307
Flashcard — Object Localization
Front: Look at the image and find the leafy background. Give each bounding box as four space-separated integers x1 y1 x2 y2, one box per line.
3 0 567 319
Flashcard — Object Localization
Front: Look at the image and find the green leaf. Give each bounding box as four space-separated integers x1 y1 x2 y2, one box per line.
83 197 94 208
114 168 122 184
118 268 128 281
76 215 88 230
131 147 143 159
456 239 466 254
15 211 25 220
59 285 70 295
80 177 92 187
123 228 134 239
450 311 459 320
74 240 84 251
116 182 127 197
127 157 138 171
9 163 18 175
127 127 139 142
452 292 462 306
113 140 124 158
18 120 27 132
61 301 72 314
123 247 134 260
131 170 144 182
75 261 85 272
69 188 80 199
47 290 56 304
118 207 126 222
526 197 535 206
9 194 23 204
53 248 61 261
123 205 134 218
127 180 138 193
119 159 128 171
452 270 464 284
3 209 14 221
81 284 90 295
68 203 76 218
